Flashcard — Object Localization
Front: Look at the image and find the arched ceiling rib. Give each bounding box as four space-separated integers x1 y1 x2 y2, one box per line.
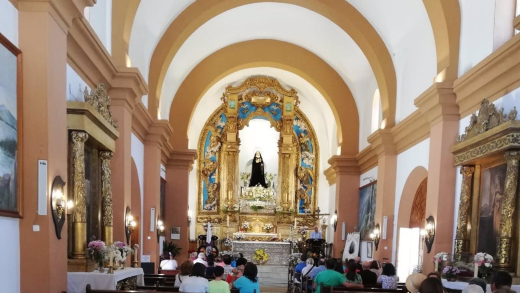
168 40 360 156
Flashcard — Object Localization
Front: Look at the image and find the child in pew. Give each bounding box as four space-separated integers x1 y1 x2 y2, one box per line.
210 266 231 293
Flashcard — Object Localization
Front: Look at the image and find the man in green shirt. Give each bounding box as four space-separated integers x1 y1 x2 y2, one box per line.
314 259 363 293
209 266 230 293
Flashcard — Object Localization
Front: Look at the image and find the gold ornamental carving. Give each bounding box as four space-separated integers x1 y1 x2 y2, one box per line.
84 82 118 128
454 133 520 165
71 131 88 223
454 166 474 260
100 151 114 227
457 99 517 142
222 76 299 100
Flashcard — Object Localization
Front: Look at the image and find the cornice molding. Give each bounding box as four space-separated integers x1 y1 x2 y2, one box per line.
161 142 174 165
355 146 378 174
166 150 197 171
415 81 459 125
367 129 396 157
454 34 520 117
390 110 430 154
327 155 359 175
18 0 94 32
324 167 336 186
132 102 152 142
146 120 173 148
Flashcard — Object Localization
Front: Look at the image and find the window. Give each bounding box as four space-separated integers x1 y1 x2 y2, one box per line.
371 89 382 133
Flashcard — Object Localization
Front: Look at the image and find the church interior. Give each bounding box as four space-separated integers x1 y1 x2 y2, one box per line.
1 0 520 292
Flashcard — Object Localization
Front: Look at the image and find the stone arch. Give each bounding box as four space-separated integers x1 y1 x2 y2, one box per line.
398 167 429 231
168 40 359 156
409 178 428 228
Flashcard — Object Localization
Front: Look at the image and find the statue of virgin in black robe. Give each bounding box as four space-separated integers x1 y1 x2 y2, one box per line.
249 151 267 188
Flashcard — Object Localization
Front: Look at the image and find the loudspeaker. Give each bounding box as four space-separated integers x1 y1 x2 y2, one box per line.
382 216 388 240
141 262 155 274
150 208 155 232
341 222 346 240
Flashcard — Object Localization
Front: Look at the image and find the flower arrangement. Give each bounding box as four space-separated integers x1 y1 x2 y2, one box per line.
433 252 448 263
264 223 273 232
474 252 494 278
254 248 269 263
249 200 268 211
442 266 460 280
298 226 308 236
242 221 250 230
223 238 233 247
234 232 245 240
288 253 302 268
275 206 283 212
241 186 275 201
113 241 133 263
240 172 251 186
87 240 108 265
265 173 276 187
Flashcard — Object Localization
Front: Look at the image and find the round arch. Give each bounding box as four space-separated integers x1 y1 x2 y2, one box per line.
168 40 359 156
397 166 429 231
147 0 396 127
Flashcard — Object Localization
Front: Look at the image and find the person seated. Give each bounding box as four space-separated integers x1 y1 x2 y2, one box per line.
231 262 260 293
310 226 322 239
194 252 208 266
209 266 230 293
302 258 315 278
462 284 485 293
345 262 363 286
344 259 360 274
334 258 344 274
468 278 487 293
295 254 307 274
491 271 513 292
219 255 234 277
313 259 363 293
370 260 381 277
377 263 398 289
206 255 216 277
180 263 209 293
427 272 441 279
160 252 178 270
231 253 243 267
226 257 247 284
359 261 377 285
175 260 194 288
310 259 327 279
190 252 198 261
418 276 443 293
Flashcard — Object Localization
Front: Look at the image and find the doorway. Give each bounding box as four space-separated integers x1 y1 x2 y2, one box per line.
397 227 421 281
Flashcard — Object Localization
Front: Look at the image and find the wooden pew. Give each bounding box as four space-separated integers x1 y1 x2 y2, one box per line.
320 284 408 293
86 284 150 292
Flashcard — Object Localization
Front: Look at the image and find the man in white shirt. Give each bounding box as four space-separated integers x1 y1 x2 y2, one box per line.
310 226 322 239
160 253 178 270
193 252 208 266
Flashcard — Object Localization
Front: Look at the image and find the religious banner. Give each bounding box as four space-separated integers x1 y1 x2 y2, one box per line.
342 232 360 261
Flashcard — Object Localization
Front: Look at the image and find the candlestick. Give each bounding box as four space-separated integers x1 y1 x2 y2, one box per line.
134 249 138 262
474 263 478 278
294 218 297 228
227 215 230 227
434 261 438 272
109 251 114 267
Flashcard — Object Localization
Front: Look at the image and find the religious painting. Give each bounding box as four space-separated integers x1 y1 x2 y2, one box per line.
477 163 507 256
358 181 377 240
170 227 180 240
0 34 22 218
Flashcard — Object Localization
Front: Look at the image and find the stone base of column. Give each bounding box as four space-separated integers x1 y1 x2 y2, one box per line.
496 237 512 270
72 222 87 259
453 239 467 261
104 226 113 245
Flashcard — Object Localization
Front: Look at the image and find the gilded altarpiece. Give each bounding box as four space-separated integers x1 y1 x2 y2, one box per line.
196 77 319 239
452 99 520 273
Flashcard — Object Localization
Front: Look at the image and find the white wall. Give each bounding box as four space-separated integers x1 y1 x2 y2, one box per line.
392 138 430 264
85 0 112 55
131 133 144 257
66 64 89 101
0 1 20 292
360 166 378 187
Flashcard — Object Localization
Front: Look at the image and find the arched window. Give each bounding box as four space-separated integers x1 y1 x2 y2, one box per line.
371 89 382 133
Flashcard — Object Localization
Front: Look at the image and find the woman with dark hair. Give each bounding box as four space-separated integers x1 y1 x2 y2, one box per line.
377 263 398 289
418 276 444 293
175 260 194 288
334 258 344 274
232 262 260 293
345 262 363 287
180 263 209 292
370 260 381 277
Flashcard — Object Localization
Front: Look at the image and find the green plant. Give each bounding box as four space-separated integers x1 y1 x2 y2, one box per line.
162 240 182 257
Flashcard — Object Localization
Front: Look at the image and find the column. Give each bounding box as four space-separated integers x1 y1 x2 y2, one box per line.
223 113 239 207
415 82 459 273
454 166 474 261
165 150 196 264
18 0 86 291
368 129 397 262
71 131 89 258
100 151 114 245
497 151 520 270
328 156 360 257
280 116 296 210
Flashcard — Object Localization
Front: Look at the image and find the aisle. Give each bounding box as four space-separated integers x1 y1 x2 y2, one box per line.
257 265 288 288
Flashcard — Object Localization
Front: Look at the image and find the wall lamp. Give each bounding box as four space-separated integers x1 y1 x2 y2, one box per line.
370 223 381 251
331 210 338 232
50 176 66 239
125 206 137 244
421 215 436 253
157 217 165 243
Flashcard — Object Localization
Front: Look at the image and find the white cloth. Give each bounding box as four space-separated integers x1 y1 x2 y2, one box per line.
441 279 520 293
179 276 209 293
67 268 144 293
194 258 208 267
310 231 322 239
302 265 315 277
160 259 178 270
174 274 189 288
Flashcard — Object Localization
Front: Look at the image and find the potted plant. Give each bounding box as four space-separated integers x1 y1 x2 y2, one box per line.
162 240 182 258
442 266 460 282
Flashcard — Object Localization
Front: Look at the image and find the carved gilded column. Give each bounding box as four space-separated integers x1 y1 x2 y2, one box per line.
224 114 239 207
71 131 89 259
279 116 295 211
497 151 520 269
100 151 114 245
454 166 475 261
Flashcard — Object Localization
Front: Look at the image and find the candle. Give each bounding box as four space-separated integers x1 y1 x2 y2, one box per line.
109 251 113 267
294 218 297 228
474 263 478 278
227 215 230 227
434 261 438 272
134 249 138 262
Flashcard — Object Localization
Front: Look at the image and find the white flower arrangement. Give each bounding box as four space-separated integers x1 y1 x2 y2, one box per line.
240 172 251 185
242 221 250 229
264 223 273 231
234 232 245 240
298 226 308 235
474 252 494 267
433 252 448 263
223 238 233 247
242 186 275 201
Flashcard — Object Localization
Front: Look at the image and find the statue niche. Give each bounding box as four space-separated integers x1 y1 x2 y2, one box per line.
249 151 267 188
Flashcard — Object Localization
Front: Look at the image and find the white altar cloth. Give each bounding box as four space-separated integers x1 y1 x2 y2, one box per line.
242 232 278 237
441 279 520 293
67 268 144 293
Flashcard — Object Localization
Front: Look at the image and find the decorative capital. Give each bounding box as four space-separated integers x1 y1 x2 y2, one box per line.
167 150 197 170
415 82 459 125
368 129 396 157
505 150 520 161
100 151 114 160
71 131 89 144
327 155 359 176
460 166 475 177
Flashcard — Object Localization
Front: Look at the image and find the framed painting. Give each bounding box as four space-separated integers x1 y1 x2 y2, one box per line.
477 163 507 256
0 33 22 218
358 181 377 240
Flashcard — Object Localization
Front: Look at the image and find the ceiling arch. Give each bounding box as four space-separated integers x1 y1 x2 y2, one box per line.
168 40 359 156
148 0 396 127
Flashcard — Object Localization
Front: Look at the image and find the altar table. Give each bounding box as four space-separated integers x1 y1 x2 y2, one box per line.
67 267 144 293
233 241 290 265
441 279 520 293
